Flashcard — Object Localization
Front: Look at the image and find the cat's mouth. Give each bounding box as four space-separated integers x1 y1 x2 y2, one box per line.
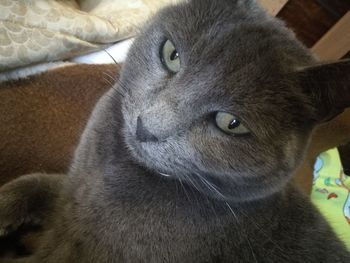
126 134 169 173
133 145 175 178
128 137 277 201
127 135 229 198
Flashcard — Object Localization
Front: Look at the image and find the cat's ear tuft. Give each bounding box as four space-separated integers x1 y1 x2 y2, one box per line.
297 59 350 123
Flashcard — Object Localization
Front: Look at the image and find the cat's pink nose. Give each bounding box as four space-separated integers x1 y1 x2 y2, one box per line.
136 116 159 142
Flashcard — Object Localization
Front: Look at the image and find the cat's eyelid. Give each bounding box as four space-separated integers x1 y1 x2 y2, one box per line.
160 38 181 74
213 111 254 138
160 32 184 59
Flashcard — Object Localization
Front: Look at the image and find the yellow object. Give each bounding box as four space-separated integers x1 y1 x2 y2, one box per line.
311 148 350 249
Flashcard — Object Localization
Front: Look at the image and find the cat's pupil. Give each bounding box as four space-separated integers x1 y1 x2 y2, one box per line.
170 50 179 61
228 119 240 129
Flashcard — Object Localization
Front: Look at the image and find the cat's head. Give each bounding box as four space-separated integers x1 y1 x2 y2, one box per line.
118 0 350 201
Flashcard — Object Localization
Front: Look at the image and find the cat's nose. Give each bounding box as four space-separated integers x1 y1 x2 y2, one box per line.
136 116 159 142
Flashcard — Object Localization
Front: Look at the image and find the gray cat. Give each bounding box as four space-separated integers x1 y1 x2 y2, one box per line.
0 0 350 262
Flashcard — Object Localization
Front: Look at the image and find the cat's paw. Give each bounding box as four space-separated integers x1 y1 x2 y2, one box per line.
0 193 42 237
0 212 41 237
0 173 63 237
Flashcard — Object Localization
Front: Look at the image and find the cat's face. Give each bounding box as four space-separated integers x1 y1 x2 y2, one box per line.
118 0 318 201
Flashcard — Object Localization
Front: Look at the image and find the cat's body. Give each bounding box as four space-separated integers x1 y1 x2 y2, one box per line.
1 0 350 262
26 93 347 263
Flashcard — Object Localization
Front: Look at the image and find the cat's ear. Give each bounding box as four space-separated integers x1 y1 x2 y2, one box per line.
296 59 350 123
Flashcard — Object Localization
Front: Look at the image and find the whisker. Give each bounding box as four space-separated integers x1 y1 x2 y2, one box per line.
178 177 191 203
184 173 201 193
182 173 203 208
102 71 118 83
235 208 285 254
191 169 284 255
195 173 226 199
225 202 258 263
103 49 118 65
102 76 115 87
159 172 171 177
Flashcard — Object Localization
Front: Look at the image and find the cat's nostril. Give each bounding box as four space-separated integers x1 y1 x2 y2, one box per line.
136 116 159 143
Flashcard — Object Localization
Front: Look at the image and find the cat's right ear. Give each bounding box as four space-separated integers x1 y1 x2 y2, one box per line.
296 59 350 123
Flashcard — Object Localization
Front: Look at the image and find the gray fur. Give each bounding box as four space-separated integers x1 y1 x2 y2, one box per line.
1 0 350 262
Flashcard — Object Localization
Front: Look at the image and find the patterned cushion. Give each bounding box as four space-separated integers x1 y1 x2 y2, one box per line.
0 0 173 72
312 148 350 249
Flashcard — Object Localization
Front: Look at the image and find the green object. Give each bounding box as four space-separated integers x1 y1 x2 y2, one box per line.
311 148 350 249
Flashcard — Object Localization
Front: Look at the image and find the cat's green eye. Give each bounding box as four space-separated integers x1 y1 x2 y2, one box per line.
160 39 180 73
215 112 250 136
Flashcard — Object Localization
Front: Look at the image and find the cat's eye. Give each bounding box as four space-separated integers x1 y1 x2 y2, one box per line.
215 112 250 136
160 39 180 73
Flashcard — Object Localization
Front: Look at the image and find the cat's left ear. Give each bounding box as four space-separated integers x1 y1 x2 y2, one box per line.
296 59 350 123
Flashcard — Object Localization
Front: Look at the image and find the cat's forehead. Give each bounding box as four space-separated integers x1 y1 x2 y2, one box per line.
149 0 296 71
154 0 265 43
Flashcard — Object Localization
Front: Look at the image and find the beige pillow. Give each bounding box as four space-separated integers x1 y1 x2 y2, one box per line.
0 0 174 72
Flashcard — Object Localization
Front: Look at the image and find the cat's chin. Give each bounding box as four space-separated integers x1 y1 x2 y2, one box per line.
173 171 285 202
124 133 284 203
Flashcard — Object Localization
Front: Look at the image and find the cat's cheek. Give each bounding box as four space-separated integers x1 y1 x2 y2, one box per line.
121 110 136 140
187 128 232 170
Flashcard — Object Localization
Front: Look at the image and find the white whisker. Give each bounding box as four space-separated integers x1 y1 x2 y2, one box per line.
194 172 226 199
225 202 258 263
160 172 171 177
